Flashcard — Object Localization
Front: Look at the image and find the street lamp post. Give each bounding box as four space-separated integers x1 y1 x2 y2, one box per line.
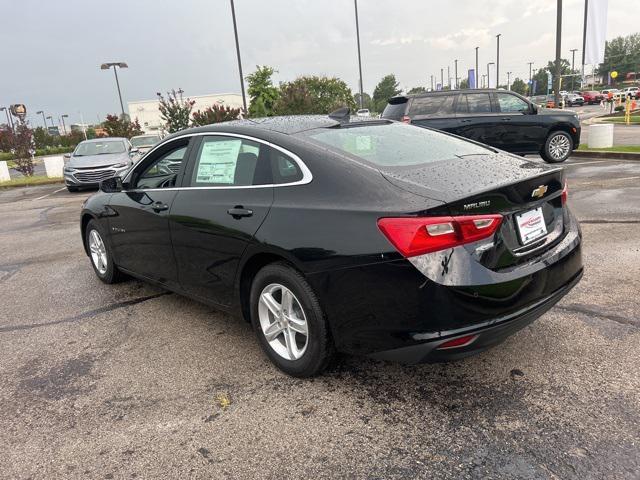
553 0 563 109
454 59 458 89
496 34 501 88
354 0 364 109
475 47 479 89
507 72 512 90
0 107 13 131
440 68 444 90
430 75 434 91
36 110 47 129
229 0 247 115
46 116 54 128
61 114 69 135
481 74 487 88
100 62 128 117
487 62 495 88
447 66 450 89
528 62 534 95
570 48 578 91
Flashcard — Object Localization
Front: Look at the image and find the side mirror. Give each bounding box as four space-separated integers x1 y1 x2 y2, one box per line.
63 153 71 160
100 176 123 193
530 104 538 114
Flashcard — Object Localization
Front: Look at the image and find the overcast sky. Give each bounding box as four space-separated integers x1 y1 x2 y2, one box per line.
1 0 636 126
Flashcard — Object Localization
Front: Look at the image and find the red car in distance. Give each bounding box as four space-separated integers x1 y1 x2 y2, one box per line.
580 91 604 104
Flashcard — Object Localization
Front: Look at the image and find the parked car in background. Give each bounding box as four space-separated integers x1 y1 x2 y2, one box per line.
563 93 584 107
622 86 639 99
63 138 137 192
382 89 580 163
580 91 604 104
80 116 582 376
130 134 161 156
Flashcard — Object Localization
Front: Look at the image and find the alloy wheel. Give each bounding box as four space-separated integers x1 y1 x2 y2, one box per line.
548 134 571 161
89 229 108 275
258 283 309 361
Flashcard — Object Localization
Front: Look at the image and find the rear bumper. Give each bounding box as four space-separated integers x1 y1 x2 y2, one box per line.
369 267 582 364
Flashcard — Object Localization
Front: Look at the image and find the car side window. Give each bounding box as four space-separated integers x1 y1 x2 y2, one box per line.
497 93 529 113
456 94 492 114
134 142 189 189
409 95 455 117
271 149 303 184
188 136 270 187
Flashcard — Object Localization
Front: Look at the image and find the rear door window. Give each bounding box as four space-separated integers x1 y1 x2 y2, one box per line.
456 93 492 114
409 95 455 117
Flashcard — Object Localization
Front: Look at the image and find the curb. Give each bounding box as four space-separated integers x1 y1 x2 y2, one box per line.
572 150 640 160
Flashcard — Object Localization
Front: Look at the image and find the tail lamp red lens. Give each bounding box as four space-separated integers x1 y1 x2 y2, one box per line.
436 334 478 350
561 181 568 205
377 214 503 258
401 115 411 124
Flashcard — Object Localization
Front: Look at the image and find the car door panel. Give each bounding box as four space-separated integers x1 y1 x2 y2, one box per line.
495 92 546 153
453 93 501 146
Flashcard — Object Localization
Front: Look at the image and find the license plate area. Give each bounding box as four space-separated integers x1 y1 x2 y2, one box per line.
515 207 547 245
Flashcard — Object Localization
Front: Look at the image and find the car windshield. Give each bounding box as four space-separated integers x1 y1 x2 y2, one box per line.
131 135 160 147
74 140 125 156
301 122 491 167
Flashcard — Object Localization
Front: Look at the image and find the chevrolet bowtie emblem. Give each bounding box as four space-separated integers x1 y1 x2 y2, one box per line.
531 185 548 199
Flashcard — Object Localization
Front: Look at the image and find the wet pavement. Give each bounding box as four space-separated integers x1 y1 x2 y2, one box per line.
0 155 638 479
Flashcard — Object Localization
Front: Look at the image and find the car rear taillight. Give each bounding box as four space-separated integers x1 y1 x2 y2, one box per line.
377 214 503 258
401 115 411 124
561 181 568 205
436 334 478 350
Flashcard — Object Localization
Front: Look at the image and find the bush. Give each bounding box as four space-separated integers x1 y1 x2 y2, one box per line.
0 146 74 161
614 105 625 112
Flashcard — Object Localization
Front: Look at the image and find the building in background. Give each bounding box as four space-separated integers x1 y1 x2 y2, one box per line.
128 93 244 134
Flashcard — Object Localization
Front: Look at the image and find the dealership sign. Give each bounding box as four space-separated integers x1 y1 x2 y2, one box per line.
10 104 27 119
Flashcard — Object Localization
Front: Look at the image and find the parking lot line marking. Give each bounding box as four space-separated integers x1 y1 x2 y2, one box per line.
33 187 66 201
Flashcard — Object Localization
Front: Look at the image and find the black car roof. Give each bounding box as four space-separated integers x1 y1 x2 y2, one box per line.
163 115 385 140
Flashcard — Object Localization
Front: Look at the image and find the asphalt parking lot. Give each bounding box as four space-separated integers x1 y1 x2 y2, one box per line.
1 156 639 479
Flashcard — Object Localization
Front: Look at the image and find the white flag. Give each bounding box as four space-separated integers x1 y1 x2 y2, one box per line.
584 0 608 65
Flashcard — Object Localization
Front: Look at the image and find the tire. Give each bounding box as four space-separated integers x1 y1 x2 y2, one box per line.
249 262 334 377
67 186 79 192
541 130 573 163
85 219 125 284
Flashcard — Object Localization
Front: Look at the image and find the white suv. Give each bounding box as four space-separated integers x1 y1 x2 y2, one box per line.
623 86 639 99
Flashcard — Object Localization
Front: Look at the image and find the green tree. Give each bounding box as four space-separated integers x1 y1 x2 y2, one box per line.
102 114 144 137
458 78 469 89
274 76 356 115
192 104 242 126
510 78 527 95
32 126 51 149
9 119 35 176
407 86 426 95
157 89 195 133
353 92 373 110
246 65 280 117
598 33 640 82
372 74 402 112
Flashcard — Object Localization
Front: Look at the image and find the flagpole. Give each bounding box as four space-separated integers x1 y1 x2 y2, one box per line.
581 0 588 87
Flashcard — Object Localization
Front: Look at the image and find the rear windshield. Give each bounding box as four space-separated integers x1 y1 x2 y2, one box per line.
381 102 407 120
301 123 491 167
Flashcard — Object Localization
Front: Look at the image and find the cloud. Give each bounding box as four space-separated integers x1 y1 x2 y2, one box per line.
424 28 492 50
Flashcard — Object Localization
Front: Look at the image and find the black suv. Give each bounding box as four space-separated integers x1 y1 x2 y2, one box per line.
382 89 581 163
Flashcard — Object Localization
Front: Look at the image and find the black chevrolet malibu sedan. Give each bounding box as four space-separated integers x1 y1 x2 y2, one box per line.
80 115 583 377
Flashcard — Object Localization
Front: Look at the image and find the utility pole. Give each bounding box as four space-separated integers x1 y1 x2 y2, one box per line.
570 48 578 91
229 0 247 115
454 59 458 89
528 62 534 95
553 0 562 108
475 47 479 89
496 34 501 88
354 0 364 109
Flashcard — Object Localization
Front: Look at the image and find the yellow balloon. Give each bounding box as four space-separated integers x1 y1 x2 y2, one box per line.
611 71 618 79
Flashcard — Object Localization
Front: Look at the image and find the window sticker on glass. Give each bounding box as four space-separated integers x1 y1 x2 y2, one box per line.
196 139 241 184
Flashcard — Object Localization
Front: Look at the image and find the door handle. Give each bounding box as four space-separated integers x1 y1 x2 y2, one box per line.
227 206 253 219
459 119 471 123
151 201 169 212
501 117 512 121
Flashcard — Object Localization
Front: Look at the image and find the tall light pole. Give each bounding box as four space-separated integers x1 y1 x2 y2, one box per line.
496 34 501 88
229 0 247 115
553 0 563 108
46 116 54 128
454 59 458 89
100 62 128 117
528 61 534 95
487 62 495 88
447 66 450 89
481 74 487 88
36 110 47 129
570 48 578 91
354 0 364 109
430 75 434 91
475 47 479 89
440 68 444 90
61 114 69 135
